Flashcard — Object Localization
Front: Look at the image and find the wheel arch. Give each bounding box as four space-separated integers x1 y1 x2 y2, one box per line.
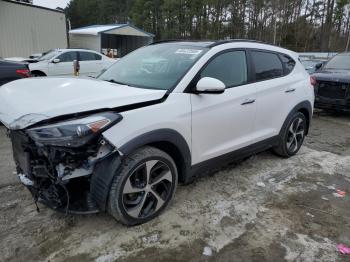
119 129 192 184
280 100 312 136
30 70 47 76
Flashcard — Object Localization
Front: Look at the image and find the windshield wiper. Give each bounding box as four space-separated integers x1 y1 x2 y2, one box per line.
104 79 129 86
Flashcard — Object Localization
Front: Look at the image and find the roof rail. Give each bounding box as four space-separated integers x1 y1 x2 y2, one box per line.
149 38 278 48
149 39 183 45
208 39 267 47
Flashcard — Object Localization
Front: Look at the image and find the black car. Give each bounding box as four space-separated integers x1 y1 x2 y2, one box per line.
312 53 350 111
0 59 31 86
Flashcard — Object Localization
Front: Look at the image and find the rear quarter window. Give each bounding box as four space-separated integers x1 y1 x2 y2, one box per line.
279 54 296 75
251 51 284 81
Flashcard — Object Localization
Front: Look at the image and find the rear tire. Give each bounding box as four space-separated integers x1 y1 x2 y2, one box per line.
107 146 178 226
273 112 307 158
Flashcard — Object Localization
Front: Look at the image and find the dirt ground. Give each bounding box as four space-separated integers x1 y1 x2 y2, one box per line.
1 111 350 262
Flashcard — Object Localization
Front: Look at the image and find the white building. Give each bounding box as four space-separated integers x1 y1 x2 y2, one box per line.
0 0 67 58
69 24 154 57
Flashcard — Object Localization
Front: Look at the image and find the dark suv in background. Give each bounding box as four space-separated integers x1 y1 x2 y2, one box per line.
313 53 350 111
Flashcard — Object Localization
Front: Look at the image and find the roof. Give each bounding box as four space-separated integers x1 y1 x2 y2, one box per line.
1 0 64 14
69 24 155 37
151 39 271 48
150 40 215 47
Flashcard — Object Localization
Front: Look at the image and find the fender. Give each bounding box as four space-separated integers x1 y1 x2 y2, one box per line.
119 129 192 182
279 100 313 136
119 129 190 157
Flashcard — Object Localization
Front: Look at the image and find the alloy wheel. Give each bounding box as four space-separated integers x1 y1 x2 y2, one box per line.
286 117 305 153
122 160 173 219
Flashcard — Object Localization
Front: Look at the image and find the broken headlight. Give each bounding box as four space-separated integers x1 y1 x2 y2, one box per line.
27 112 122 147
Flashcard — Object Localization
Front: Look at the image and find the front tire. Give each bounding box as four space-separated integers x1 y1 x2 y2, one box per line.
273 112 307 157
108 146 178 225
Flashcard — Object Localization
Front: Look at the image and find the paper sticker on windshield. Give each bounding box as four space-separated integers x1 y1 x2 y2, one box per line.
175 49 202 55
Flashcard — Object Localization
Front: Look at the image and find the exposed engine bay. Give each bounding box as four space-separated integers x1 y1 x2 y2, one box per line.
9 112 122 214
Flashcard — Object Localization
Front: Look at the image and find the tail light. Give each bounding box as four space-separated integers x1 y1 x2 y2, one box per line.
310 76 317 87
16 69 31 78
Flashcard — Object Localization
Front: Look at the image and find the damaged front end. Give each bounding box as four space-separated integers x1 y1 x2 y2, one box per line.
9 112 122 214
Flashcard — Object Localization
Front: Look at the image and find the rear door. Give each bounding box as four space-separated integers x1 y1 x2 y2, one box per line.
191 50 257 164
78 51 103 77
249 50 298 141
48 51 77 76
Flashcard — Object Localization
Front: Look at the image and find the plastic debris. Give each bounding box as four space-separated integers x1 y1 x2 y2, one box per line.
306 212 314 218
337 244 350 255
142 233 160 244
333 189 346 198
256 182 266 188
321 196 329 201
203 246 213 256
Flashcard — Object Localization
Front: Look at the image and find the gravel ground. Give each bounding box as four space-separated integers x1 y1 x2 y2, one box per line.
1 112 350 262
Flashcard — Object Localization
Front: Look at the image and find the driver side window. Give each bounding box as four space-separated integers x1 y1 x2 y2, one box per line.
57 52 77 63
200 51 247 88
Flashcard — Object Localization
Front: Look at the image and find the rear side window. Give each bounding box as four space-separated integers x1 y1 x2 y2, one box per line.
94 53 102 60
279 54 296 74
200 51 247 88
58 52 77 62
79 51 99 61
251 51 283 81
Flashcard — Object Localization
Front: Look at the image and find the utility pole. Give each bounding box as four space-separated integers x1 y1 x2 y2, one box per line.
346 10 350 52
273 17 277 45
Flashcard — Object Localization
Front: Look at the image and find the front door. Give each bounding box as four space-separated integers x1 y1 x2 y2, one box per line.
48 51 77 76
191 50 257 164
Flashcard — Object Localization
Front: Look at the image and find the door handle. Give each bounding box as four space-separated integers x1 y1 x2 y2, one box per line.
241 98 255 105
285 88 296 93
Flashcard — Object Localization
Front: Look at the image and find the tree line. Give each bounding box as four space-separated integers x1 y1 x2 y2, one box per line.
66 0 350 52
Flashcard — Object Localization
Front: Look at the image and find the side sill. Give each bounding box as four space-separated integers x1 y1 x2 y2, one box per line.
186 136 279 184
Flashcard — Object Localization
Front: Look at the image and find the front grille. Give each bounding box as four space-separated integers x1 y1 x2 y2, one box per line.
317 81 348 99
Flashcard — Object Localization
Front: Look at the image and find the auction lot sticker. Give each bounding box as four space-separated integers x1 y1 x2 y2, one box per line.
175 49 202 55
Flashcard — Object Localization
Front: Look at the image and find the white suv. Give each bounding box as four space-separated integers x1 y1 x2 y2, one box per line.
0 40 314 225
28 49 116 77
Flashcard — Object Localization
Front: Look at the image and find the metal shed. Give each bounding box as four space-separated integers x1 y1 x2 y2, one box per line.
69 24 155 57
0 0 67 58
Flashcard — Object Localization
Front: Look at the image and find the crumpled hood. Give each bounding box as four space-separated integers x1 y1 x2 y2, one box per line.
313 69 350 83
0 77 166 130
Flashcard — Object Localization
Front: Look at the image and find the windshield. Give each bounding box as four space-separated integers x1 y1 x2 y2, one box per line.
98 44 208 90
38 50 59 61
324 54 350 70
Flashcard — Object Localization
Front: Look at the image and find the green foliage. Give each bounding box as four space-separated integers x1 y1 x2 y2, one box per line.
65 0 350 51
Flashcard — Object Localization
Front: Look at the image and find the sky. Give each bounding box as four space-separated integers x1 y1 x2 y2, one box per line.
33 0 70 9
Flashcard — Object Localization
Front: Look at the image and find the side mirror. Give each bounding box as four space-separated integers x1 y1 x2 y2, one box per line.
315 62 323 70
52 58 60 63
196 77 225 94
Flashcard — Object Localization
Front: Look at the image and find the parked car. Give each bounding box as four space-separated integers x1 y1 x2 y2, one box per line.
0 59 31 86
313 52 350 111
300 59 326 74
0 40 314 225
28 49 116 77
